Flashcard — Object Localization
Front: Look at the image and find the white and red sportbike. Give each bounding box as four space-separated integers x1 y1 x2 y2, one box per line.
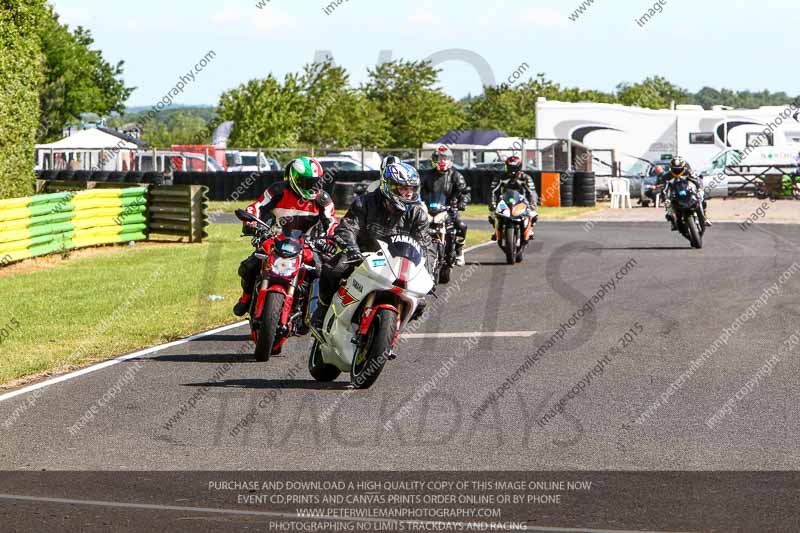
309 236 434 389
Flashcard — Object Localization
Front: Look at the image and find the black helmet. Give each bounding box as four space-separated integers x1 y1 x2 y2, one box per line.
505 156 523 177
670 157 688 178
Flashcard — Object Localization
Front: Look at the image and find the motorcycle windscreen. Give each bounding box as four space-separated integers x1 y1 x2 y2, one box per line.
422 191 448 214
374 238 434 295
671 180 698 208
503 190 524 205
387 240 423 266
274 228 305 257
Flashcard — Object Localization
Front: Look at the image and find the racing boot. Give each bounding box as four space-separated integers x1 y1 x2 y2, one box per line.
454 242 466 266
702 201 713 227
665 213 677 231
233 292 251 317
410 298 427 321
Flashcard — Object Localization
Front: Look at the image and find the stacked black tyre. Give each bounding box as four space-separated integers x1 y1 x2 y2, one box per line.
573 172 597 207
38 170 59 180
142 172 166 185
559 172 574 207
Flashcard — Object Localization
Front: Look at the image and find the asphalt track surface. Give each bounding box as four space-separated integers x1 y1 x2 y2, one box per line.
2 221 800 532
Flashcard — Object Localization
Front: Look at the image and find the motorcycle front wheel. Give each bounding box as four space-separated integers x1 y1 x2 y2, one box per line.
254 292 283 362
687 216 703 249
308 340 340 382
350 308 397 389
504 226 516 265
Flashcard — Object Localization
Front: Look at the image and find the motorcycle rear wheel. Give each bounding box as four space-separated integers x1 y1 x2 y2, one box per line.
254 292 283 362
350 308 397 389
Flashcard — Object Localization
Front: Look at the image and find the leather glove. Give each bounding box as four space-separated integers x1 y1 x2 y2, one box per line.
345 247 363 263
242 223 256 236
314 239 337 256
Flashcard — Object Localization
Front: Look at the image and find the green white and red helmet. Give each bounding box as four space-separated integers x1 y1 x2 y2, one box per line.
285 157 324 200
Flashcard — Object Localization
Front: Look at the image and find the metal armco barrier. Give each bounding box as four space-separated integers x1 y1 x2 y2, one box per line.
147 185 209 243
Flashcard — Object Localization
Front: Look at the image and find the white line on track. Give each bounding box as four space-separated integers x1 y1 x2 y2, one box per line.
0 494 699 533
0 240 497 403
0 321 247 403
402 331 536 339
464 240 494 253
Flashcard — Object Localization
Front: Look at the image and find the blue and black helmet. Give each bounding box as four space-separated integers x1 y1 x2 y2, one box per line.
380 162 421 211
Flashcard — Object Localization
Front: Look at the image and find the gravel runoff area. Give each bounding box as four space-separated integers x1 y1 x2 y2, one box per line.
571 198 800 224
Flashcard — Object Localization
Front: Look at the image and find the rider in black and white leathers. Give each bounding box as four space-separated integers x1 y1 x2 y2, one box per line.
489 156 539 239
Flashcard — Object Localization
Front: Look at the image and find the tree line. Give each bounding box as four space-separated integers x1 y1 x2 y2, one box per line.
118 65 800 150
1 1 131 197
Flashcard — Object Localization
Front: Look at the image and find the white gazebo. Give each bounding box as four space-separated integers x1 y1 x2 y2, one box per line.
35 128 144 172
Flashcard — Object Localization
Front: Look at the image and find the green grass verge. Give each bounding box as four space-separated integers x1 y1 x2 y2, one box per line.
0 224 251 385
208 201 251 214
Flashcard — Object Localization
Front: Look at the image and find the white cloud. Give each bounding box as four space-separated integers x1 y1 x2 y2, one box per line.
251 8 294 33
211 5 294 35
518 7 569 30
408 10 436 26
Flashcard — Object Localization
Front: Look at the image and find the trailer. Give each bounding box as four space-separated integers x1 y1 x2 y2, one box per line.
535 98 800 176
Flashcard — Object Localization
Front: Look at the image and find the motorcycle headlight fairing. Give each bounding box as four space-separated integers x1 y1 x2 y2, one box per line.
512 203 528 217
271 256 298 277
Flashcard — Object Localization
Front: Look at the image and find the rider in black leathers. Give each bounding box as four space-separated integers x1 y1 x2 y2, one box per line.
490 156 538 207
420 146 470 266
489 156 539 239
312 162 434 329
663 156 712 230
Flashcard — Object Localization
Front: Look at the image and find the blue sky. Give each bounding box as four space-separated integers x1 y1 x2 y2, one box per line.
51 0 800 107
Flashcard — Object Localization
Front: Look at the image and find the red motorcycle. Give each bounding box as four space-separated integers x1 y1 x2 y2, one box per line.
235 209 322 361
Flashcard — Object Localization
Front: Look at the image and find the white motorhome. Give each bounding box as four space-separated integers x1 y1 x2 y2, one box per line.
535 98 800 174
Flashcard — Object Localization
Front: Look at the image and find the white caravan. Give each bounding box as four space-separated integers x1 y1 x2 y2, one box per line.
535 98 800 174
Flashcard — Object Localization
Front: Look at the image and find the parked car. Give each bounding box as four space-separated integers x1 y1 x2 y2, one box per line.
316 156 377 171
226 151 281 172
328 151 382 170
637 159 672 207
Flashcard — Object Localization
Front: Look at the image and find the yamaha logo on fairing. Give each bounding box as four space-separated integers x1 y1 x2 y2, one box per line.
389 235 422 253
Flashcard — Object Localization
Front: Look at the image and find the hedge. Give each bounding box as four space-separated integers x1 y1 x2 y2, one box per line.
0 0 46 199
